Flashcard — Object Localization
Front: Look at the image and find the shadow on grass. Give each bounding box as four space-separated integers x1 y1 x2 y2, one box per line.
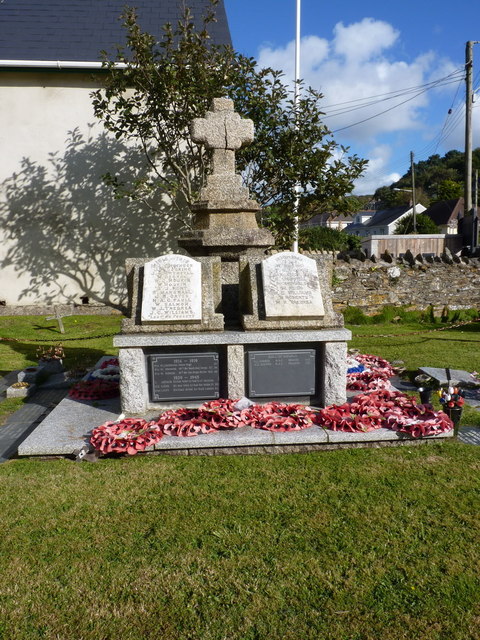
5 341 109 370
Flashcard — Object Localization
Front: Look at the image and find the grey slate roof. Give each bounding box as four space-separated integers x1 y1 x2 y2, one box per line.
0 1 231 63
423 198 463 226
364 205 411 227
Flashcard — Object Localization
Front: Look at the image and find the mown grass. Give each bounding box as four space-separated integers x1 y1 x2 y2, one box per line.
0 315 479 638
0 444 479 640
0 314 121 377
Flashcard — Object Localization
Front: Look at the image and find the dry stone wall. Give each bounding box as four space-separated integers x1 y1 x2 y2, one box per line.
332 255 480 314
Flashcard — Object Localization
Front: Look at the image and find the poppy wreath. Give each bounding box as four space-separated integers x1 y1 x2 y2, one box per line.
314 389 453 437
347 354 396 391
69 379 119 401
246 402 318 432
156 399 246 437
90 418 163 455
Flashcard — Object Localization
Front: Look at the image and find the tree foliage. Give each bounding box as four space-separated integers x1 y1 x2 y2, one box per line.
299 226 362 252
375 148 480 207
92 1 367 244
394 213 440 235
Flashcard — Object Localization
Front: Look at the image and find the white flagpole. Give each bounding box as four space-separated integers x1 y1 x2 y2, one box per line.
292 0 301 252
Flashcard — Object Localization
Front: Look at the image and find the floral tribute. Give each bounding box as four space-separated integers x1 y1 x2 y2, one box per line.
346 354 395 391
69 379 119 401
438 386 465 408
90 365 120 382
90 418 163 455
316 389 453 438
89 353 454 456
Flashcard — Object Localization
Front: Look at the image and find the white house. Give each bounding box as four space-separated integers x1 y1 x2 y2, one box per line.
345 204 426 237
0 0 231 309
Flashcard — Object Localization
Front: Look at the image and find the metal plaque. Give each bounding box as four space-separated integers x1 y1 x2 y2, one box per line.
148 353 220 402
248 349 316 398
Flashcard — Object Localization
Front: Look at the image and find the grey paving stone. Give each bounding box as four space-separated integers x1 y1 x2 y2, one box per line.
458 428 480 445
0 388 67 460
18 396 121 456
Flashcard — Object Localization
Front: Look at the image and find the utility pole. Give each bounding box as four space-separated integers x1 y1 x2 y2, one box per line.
410 151 417 233
464 41 479 246
474 169 479 248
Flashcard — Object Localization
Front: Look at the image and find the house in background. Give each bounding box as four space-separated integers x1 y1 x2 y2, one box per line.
422 198 464 234
301 212 354 231
0 0 231 309
345 204 426 237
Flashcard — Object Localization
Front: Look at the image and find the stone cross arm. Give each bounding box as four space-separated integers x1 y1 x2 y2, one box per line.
190 97 254 151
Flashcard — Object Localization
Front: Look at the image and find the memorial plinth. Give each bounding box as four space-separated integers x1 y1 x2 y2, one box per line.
116 97 350 417
114 328 351 413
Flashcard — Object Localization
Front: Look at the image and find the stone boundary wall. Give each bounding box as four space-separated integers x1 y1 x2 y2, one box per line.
1 249 479 316
332 252 480 314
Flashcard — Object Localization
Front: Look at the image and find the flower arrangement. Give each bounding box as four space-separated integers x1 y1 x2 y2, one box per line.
100 357 119 369
90 418 163 455
12 381 29 389
90 365 120 382
69 379 119 401
438 386 465 408
36 343 64 361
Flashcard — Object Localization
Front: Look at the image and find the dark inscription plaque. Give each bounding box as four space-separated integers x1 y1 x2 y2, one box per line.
149 353 219 402
248 349 316 398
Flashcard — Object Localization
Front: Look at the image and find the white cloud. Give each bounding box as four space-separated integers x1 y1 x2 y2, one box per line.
352 145 401 194
256 19 453 143
332 18 399 63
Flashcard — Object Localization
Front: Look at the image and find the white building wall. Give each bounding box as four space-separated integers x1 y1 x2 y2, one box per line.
0 71 180 309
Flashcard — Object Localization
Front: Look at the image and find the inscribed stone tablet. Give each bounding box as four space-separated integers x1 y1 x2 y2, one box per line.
261 252 324 318
141 255 202 322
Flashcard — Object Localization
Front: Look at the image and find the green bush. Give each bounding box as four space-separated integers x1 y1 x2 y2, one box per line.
343 305 479 326
299 226 361 252
343 306 370 324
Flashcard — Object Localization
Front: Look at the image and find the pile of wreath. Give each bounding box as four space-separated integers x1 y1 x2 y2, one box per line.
88 353 454 455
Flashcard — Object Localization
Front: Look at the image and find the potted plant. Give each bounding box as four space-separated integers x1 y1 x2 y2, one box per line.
36 343 65 373
414 374 438 405
438 386 465 435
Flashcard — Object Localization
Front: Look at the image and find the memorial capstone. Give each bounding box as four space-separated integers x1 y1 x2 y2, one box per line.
262 252 324 319
141 255 202 322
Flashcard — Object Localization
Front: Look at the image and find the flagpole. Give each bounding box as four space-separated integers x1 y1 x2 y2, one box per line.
292 0 301 252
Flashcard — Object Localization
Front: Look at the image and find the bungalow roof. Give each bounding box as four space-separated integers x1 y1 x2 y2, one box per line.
0 0 231 64
364 205 412 227
423 198 463 226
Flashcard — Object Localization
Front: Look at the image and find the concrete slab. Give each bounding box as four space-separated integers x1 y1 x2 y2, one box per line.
419 367 480 388
18 396 121 456
0 388 67 461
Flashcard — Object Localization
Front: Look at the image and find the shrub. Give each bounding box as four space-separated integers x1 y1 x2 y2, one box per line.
299 226 361 252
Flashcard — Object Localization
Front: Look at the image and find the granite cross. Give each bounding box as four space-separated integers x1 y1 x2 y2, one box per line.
190 97 254 175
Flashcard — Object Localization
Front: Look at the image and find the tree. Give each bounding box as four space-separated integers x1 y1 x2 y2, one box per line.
92 1 367 245
433 179 463 203
394 213 440 235
375 148 480 204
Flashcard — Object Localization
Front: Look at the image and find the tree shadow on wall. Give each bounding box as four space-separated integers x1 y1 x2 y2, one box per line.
0 129 185 312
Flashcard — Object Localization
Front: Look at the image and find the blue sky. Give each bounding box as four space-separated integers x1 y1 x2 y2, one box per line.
224 0 480 194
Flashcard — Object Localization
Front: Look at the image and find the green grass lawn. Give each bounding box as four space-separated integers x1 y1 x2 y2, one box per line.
0 445 479 640
0 315 479 639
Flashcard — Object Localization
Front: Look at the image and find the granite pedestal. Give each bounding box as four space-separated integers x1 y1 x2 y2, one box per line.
114 328 351 414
